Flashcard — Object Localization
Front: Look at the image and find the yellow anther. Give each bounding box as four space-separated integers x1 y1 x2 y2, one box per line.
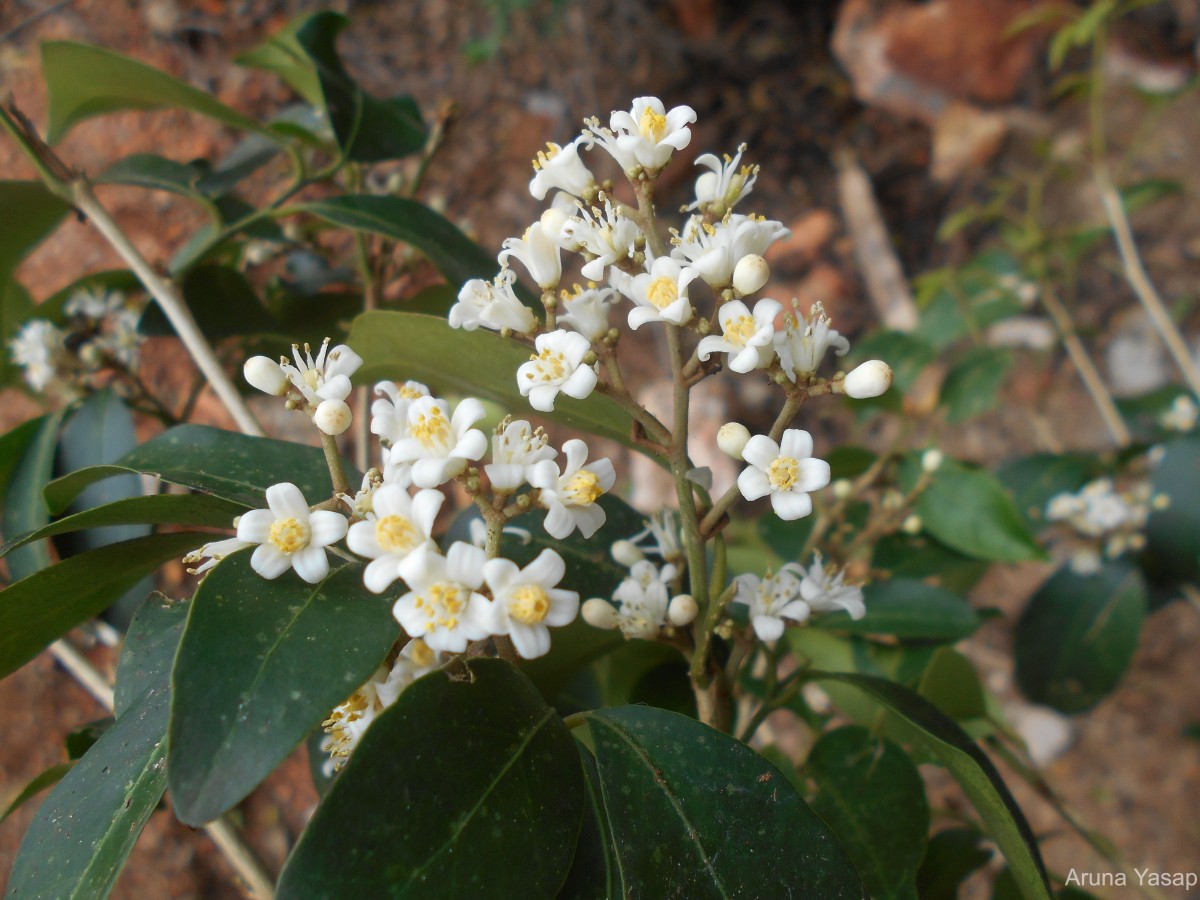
646 276 678 310
376 515 420 554
767 456 800 491
510 585 550 624
268 517 309 554
564 469 603 506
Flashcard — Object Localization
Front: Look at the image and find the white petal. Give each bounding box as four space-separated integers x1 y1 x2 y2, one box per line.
771 490 812 521
522 548 565 588
251 544 291 579
572 503 606 538
544 589 580 627
446 542 487 588
347 520 384 559
410 489 445 537
779 428 813 461
752 614 785 642
741 435 780 469
543 503 574 539
291 545 330 583
483 557 520 593
363 557 400 594
778 599 812 623
237 509 275 543
561 366 597 400
450 397 485 433
738 467 772 501
450 429 488 462
795 458 831 493
528 384 559 411
308 510 348 547
510 623 551 659
412 457 452 488
265 482 310 520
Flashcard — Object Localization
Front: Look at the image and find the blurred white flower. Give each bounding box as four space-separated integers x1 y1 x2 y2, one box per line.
9 320 66 391
731 569 809 641
672 213 789 289
530 137 595 200
587 97 697 173
183 536 252 576
688 144 758 214
557 282 619 340
790 552 865 619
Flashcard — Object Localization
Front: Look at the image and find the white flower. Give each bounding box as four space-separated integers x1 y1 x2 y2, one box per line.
732 254 770 296
394 542 494 653
773 301 850 379
668 593 699 626
517 330 598 412
98 306 142 369
183 536 253 575
236 482 349 583
557 282 619 340
732 569 810 641
628 256 697 329
672 213 790 288
347 485 444 593
696 298 781 373
737 429 830 520
562 195 643 282
338 472 380 518
1160 394 1198 432
279 338 363 405
388 396 488 488
587 97 697 173
9 320 66 391
482 549 580 659
486 418 557 491
65 286 120 319
448 271 538 334
530 137 596 200
529 439 615 539
790 553 865 619
612 560 672 638
375 638 441 708
630 509 684 563
843 360 893 399
499 221 563 291
321 667 387 772
688 144 758 214
370 380 431 446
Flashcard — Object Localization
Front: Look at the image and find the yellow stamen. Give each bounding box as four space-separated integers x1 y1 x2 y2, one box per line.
376 514 420 554
563 469 603 506
767 457 800 491
268 517 309 554
725 314 757 348
639 106 668 142
528 348 567 383
411 407 451 450
646 276 678 310
510 585 550 624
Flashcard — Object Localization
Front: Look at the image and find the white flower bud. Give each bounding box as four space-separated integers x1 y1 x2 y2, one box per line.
668 593 698 626
717 422 751 460
582 598 619 630
611 540 645 567
831 479 853 500
244 356 289 396
921 449 944 473
901 514 923 535
313 398 353 435
732 254 770 296
843 360 893 399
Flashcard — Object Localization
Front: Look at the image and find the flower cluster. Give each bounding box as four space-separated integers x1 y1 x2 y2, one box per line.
731 554 865 643
243 339 365 436
1045 476 1165 574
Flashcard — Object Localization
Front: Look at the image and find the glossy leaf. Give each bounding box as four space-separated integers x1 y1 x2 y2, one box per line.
812 672 1051 900
940 346 1012 423
347 311 638 452
169 553 398 825
871 534 989 594
557 744 616 900
114 593 189 717
45 424 354 514
916 466 1045 563
293 12 426 162
818 578 981 641
997 452 1097 533
236 14 324 106
2 410 65 581
95 153 204 198
278 658 584 898
806 725 928 900
41 41 274 143
0 181 71 277
1142 436 1200 589
582 705 864 898
917 647 988 720
0 763 75 823
301 197 509 297
915 828 993 900
1014 562 1146 713
0 531 206 678
139 264 281 339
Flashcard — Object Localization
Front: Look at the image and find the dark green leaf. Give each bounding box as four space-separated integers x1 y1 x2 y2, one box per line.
811 672 1051 900
2 410 65 581
169 553 398 825
41 41 275 143
871 533 990 593
2 493 241 558
114 593 189 717
806 725 928 900
65 719 112 759
1142 435 1200 589
819 578 980 641
917 466 1045 562
95 154 204 198
0 416 48 528
1014 562 1146 713
236 14 324 106
0 531 206 678
139 264 281 339
997 452 1097 533
915 828 992 900
347 312 639 452
278 658 584 898
301 197 510 299
940 346 1013 423
583 705 864 898
557 744 616 900
0 181 71 278
293 12 426 162
0 763 75 823
917 647 988 720
44 425 354 514
757 509 815 562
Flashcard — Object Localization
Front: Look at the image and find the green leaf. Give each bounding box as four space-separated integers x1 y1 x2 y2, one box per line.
44 424 355 514
2 494 240 558
557 744 616 900
0 531 206 678
169 553 399 825
293 12 426 162
917 647 988 720
805 725 929 900
1014 562 1146 713
65 719 112 759
1142 435 1200 589
940 346 1013 423
236 14 325 106
811 672 1051 900
870 533 990 594
916 465 1045 562
41 41 276 143
301 197 508 298
0 763 75 823
757 508 815 562
582 705 865 898
1120 178 1183 214
348 312 640 452
278 658 584 898
2 409 65 582
114 593 189 717
95 153 204 198
7 605 176 897
0 181 71 278
139 264 282 340
818 578 980 641
915 828 993 900
996 452 1097 533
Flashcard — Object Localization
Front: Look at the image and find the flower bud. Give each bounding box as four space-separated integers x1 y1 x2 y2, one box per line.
717 422 751 460
831 479 853 500
611 540 645 567
668 593 698 627
901 514 922 535
243 356 289 396
582 598 619 630
921 449 944 473
313 398 353 435
732 254 770 296
843 360 893 399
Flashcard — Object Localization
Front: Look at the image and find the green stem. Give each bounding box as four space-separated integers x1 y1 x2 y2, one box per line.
320 431 351 498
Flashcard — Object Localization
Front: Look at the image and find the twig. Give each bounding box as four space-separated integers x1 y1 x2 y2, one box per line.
0 0 72 43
